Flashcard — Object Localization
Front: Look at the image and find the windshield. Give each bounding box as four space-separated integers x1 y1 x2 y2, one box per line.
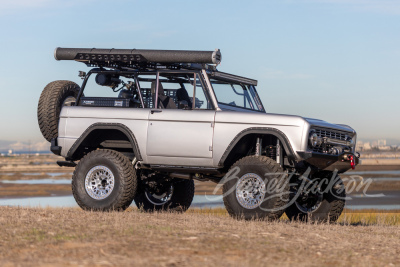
210 78 264 112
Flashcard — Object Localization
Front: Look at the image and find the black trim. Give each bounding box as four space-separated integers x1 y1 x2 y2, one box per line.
211 71 258 86
149 165 221 175
57 161 77 167
66 123 142 160
218 127 296 166
50 138 62 156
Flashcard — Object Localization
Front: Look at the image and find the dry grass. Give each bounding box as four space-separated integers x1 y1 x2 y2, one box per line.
0 207 399 266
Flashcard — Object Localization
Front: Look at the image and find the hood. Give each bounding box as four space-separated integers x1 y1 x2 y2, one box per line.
215 110 306 128
304 117 355 134
215 111 355 135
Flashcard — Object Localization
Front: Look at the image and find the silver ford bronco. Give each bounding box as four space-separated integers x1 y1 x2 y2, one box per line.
37 48 359 221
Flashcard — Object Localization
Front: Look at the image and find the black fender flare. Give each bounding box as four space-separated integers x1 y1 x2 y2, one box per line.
67 123 142 161
218 127 297 166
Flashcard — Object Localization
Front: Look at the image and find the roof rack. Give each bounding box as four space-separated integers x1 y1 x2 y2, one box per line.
54 48 221 70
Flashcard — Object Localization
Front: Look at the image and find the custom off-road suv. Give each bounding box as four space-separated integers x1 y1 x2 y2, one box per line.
37 48 359 221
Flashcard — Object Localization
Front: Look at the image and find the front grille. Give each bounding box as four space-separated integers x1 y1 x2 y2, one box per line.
312 128 351 153
314 129 347 141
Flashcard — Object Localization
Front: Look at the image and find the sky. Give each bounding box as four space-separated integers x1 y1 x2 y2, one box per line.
0 0 399 146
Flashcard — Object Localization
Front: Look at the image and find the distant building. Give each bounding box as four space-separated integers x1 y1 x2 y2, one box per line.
363 142 372 151
378 140 387 146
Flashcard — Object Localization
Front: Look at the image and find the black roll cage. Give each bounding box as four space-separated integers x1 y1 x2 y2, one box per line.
76 68 214 109
76 65 261 112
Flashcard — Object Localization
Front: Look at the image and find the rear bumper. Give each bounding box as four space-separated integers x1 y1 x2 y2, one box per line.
297 151 359 173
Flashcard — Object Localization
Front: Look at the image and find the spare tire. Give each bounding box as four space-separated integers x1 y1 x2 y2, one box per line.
37 80 80 142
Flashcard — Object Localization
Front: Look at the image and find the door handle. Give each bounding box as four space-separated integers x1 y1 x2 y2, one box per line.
151 110 162 114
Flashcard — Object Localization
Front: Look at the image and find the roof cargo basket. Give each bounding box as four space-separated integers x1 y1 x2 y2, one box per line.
54 48 222 68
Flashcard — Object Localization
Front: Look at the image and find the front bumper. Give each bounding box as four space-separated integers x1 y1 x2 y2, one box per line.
297 151 360 173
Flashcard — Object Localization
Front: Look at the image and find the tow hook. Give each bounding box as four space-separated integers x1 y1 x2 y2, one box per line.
348 155 355 169
343 153 358 169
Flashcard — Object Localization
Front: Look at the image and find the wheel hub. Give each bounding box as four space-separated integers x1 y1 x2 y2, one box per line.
294 191 323 213
85 165 115 200
144 185 174 206
236 173 266 209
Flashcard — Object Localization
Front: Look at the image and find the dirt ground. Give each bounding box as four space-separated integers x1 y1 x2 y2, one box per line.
0 207 399 267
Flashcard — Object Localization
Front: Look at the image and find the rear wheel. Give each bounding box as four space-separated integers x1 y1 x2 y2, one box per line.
222 156 289 220
72 149 137 211
134 177 195 212
37 80 80 142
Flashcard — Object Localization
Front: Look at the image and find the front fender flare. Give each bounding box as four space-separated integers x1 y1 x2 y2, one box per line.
218 127 297 166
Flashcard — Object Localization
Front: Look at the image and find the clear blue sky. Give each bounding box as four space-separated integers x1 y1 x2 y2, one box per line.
0 0 399 144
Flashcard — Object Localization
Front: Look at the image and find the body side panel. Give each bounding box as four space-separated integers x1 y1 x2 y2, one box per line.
212 111 306 166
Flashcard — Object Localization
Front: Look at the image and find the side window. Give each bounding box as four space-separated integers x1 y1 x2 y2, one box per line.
187 74 211 110
83 74 124 98
159 73 212 110
80 73 142 108
137 74 157 108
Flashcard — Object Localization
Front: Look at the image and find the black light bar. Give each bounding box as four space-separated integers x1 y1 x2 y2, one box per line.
211 71 258 86
54 47 222 65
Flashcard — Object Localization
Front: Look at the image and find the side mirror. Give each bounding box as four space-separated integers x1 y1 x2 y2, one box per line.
179 100 189 110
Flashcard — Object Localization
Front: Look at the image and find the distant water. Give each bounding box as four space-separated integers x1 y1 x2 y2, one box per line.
0 194 399 211
0 151 51 155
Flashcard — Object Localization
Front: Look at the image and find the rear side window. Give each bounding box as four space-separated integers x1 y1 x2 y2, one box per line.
79 73 142 108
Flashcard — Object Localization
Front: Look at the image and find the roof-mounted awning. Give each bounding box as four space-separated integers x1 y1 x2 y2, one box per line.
54 47 222 66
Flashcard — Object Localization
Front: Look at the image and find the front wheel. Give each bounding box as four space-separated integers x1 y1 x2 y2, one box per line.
72 149 137 211
134 178 195 212
222 156 289 220
285 174 346 222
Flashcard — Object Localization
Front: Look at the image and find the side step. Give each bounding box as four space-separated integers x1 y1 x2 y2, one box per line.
57 161 77 167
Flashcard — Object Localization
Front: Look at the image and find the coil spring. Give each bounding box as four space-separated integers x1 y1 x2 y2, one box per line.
266 145 276 161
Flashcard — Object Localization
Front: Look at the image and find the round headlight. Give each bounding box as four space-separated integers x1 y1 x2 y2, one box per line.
346 136 354 145
309 132 319 147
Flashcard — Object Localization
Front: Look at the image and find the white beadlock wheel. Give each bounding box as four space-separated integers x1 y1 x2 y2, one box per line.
222 156 289 220
72 149 137 211
85 165 115 200
235 173 266 209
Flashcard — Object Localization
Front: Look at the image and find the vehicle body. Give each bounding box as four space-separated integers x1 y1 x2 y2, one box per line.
39 47 360 220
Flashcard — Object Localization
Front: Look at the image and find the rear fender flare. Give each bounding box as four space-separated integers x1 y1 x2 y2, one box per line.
67 123 142 161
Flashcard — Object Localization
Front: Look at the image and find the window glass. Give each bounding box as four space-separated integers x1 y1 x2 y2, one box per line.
137 73 212 110
210 79 264 111
80 73 142 108
83 74 127 98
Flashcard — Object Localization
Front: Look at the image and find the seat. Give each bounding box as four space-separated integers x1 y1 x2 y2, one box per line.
176 87 193 108
151 81 177 109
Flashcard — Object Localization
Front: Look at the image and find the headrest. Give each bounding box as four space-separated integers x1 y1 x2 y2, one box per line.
118 89 133 99
176 87 190 101
151 81 164 96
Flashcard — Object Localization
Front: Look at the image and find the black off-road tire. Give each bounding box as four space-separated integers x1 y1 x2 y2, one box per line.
285 175 346 222
72 149 137 211
223 156 289 220
134 179 195 212
37 80 80 142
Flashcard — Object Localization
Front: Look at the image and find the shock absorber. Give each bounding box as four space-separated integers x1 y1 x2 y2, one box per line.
266 145 276 161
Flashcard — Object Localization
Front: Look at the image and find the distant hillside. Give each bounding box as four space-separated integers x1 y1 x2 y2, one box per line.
0 140 50 153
